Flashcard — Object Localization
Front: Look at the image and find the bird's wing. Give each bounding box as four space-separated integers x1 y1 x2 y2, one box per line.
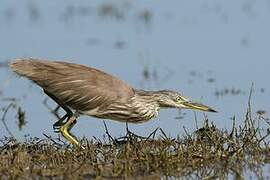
10 58 135 111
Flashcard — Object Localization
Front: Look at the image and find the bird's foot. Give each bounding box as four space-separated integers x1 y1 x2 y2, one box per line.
124 123 148 140
126 129 148 139
59 116 84 149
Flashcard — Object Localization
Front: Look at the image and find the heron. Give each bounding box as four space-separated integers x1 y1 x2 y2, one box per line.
10 58 217 148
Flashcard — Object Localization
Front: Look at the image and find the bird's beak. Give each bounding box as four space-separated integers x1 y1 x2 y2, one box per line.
182 101 217 113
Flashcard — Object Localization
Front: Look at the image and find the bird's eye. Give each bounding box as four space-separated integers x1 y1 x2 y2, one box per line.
176 97 183 102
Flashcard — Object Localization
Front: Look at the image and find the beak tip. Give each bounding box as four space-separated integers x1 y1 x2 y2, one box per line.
183 101 218 113
208 108 218 113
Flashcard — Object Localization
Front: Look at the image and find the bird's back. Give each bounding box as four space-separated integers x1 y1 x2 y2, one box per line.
10 58 134 113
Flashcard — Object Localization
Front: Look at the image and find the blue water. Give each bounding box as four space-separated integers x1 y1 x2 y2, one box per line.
0 0 269 142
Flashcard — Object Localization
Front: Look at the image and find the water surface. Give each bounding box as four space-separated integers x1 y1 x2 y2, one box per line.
0 0 269 141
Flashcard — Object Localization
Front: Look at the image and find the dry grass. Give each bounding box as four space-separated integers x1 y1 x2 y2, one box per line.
1 88 270 179
1 114 270 179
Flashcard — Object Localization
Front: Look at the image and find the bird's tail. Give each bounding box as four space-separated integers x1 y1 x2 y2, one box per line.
10 58 78 88
10 58 40 77
9 58 59 88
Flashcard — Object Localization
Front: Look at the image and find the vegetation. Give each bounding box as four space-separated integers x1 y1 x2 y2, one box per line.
0 92 270 179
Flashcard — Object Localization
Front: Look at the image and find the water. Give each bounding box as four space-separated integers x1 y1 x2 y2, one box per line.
0 0 269 142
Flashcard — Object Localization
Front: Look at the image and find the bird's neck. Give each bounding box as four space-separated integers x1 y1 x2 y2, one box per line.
133 88 160 99
133 89 166 106
131 89 169 110
129 89 162 120
99 89 162 123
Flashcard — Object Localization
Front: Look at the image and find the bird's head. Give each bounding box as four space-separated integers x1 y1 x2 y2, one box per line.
155 90 217 113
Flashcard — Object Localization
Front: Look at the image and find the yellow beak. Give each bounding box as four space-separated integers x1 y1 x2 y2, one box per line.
182 102 217 113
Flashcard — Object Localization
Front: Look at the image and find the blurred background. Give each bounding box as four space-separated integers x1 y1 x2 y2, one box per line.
0 0 269 140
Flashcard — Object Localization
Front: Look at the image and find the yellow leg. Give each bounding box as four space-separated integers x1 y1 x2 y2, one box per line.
59 115 84 149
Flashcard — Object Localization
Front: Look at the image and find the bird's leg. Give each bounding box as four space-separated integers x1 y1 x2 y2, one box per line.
53 113 70 133
59 112 83 149
43 90 73 131
125 122 147 139
67 119 77 131
44 90 83 148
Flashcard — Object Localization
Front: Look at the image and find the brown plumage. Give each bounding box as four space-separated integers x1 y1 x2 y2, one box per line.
10 58 217 148
10 58 135 117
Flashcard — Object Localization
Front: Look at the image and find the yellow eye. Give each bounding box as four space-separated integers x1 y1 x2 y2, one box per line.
176 97 182 102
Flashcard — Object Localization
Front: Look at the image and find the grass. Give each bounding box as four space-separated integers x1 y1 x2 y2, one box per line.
0 89 270 179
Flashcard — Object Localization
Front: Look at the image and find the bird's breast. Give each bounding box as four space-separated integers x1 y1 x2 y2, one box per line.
80 101 160 124
126 101 160 123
